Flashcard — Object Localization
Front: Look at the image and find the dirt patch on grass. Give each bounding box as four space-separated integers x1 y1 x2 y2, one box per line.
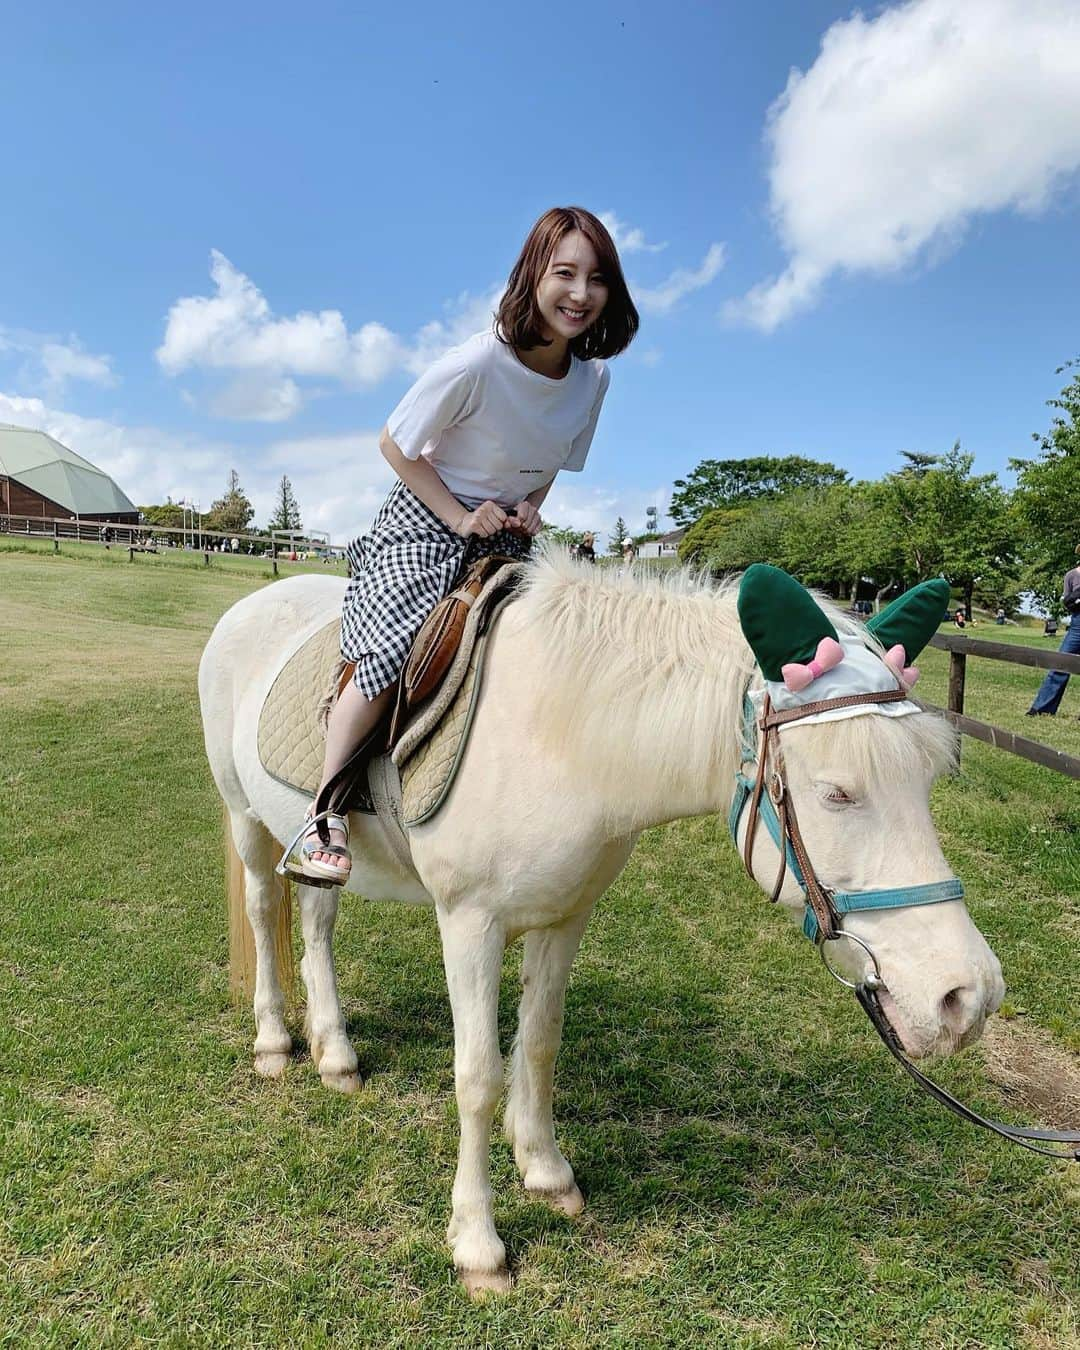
980 1017 1080 1129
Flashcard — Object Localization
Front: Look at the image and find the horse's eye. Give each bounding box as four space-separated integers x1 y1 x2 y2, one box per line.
820 784 854 805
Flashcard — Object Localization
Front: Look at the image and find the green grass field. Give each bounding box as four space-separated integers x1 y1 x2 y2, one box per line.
1 543 1078 1348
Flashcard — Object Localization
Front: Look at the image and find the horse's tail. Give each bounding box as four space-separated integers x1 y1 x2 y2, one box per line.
224 805 295 1004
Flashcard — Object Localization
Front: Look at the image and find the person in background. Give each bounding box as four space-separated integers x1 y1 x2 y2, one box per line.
621 536 636 564
578 531 596 563
1027 546 1080 716
953 608 966 629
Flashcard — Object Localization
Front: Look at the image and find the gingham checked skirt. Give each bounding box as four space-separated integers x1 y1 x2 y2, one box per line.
340 480 531 699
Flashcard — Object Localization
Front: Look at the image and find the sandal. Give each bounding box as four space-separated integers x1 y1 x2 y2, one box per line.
276 809 352 888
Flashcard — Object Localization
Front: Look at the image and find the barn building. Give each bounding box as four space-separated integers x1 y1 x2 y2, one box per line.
0 424 138 524
635 527 687 560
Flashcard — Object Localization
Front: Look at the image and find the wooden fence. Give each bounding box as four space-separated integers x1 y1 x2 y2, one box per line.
927 632 1080 779
0 511 342 557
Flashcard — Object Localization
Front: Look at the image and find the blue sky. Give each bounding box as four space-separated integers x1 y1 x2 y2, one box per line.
2 0 1079 546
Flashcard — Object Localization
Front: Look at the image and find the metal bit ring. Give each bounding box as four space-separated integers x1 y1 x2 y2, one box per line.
817 929 884 990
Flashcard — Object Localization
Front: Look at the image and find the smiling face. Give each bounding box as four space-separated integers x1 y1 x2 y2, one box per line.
535 230 609 346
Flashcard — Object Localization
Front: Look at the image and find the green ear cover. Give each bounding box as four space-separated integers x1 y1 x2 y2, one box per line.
865 577 950 660
737 563 839 682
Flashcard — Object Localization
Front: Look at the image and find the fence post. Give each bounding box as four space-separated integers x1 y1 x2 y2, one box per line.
204 551 210 567
948 650 966 768
129 546 135 562
272 557 278 577
54 538 59 553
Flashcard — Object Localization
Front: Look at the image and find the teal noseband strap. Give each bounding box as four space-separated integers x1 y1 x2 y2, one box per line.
730 691 964 941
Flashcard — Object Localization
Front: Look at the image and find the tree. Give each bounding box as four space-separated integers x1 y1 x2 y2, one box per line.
139 499 184 528
205 469 254 534
678 504 751 565
853 446 1018 612
669 455 849 527
898 450 940 476
608 516 628 554
1011 360 1080 615
267 475 303 534
541 522 584 549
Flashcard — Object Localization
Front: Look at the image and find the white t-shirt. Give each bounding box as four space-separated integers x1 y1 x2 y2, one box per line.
386 330 610 508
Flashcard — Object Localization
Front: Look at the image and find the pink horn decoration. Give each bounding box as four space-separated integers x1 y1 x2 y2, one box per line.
883 643 920 688
781 636 844 692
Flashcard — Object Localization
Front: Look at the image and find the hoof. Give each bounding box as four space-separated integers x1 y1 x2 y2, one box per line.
528 1183 585 1216
458 1267 512 1297
320 1070 362 1095
254 1051 291 1078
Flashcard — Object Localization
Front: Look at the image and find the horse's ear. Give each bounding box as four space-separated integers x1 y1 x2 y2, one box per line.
737 564 838 681
865 577 949 661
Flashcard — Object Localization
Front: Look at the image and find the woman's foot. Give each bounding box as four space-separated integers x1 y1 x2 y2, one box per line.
308 817 350 872
277 811 352 886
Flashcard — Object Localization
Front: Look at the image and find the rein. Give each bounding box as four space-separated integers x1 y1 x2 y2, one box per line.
730 686 1080 1162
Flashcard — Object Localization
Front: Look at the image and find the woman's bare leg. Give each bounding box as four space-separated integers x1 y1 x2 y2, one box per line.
307 680 393 868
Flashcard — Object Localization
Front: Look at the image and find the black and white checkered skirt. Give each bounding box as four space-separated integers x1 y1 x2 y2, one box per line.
340 480 531 699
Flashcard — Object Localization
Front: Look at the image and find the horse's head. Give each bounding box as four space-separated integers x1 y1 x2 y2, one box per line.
736 567 1004 1060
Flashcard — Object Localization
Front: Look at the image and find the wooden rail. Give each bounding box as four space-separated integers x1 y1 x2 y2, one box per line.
0 511 343 557
926 632 1080 779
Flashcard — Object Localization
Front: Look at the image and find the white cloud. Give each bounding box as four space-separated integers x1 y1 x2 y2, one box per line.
405 286 503 376
599 212 668 255
208 376 306 422
542 480 673 548
726 0 1080 330
0 328 116 394
157 250 405 385
633 243 727 315
157 251 501 419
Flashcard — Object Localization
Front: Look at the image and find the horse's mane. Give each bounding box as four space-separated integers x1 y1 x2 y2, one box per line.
514 549 751 805
512 548 956 809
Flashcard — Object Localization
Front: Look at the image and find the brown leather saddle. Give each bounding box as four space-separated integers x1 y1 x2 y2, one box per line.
312 554 521 836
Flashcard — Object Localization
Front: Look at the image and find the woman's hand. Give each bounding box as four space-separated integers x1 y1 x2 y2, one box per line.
454 500 508 538
508 499 543 537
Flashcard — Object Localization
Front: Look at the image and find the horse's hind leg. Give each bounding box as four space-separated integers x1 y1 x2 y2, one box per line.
504 906 593 1216
298 882 360 1094
229 808 293 1077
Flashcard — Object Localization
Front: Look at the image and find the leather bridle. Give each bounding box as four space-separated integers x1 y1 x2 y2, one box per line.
731 685 1080 1162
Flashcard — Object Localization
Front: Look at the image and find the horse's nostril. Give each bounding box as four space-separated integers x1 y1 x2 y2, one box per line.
940 985 980 1033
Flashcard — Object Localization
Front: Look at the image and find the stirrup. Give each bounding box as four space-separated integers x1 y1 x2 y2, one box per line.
276 810 351 888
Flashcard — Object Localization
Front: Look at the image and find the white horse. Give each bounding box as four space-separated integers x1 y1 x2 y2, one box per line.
198 551 1005 1293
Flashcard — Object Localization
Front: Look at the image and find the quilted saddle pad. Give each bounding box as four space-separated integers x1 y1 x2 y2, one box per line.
256 605 504 830
257 619 342 794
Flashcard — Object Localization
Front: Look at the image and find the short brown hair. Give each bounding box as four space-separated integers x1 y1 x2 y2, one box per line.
495 207 639 361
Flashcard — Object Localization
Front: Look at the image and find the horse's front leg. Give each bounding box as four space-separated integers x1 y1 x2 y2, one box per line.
504 907 592 1215
298 881 360 1094
435 904 510 1294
